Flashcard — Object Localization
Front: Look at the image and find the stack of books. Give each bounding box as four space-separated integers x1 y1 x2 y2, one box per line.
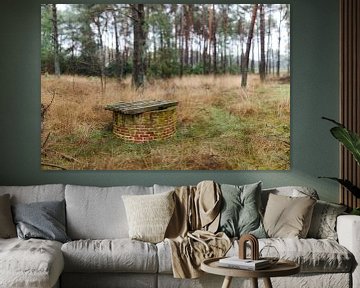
218 257 271 270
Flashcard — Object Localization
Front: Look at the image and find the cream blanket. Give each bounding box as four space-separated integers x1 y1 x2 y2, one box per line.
165 181 231 278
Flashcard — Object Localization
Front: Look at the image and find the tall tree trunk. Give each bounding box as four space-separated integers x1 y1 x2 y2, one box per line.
250 40 255 73
266 5 272 75
112 11 122 81
212 4 217 74
259 4 266 81
241 4 258 87
131 4 146 88
94 16 106 94
179 7 184 78
222 7 228 73
51 4 60 76
183 5 192 69
202 6 208 74
277 5 283 77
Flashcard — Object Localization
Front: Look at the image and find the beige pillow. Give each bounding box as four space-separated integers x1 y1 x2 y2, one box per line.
122 191 175 243
263 193 316 238
0 194 17 238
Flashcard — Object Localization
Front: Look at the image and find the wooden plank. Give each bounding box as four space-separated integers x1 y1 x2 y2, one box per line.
105 100 178 114
340 0 360 208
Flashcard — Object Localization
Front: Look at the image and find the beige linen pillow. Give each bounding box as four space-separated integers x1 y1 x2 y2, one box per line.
0 194 17 238
263 193 316 238
122 191 175 243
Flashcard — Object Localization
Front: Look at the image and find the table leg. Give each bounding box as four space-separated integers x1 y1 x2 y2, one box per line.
251 278 258 288
221 276 233 288
263 277 273 288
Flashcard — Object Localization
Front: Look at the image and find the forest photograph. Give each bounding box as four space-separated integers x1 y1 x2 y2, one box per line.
41 4 290 170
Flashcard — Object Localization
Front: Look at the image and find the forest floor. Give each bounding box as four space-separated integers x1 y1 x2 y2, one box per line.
41 74 290 170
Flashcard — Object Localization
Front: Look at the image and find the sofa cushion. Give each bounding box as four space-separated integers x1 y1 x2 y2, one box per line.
263 194 316 238
61 239 158 273
122 191 175 243
307 200 347 240
218 182 266 238
233 238 353 273
0 194 16 238
0 184 65 204
61 273 157 288
12 200 70 243
261 238 354 273
65 185 153 239
158 237 353 274
0 238 64 288
261 186 319 213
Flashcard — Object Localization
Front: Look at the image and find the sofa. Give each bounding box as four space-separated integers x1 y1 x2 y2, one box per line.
0 183 359 288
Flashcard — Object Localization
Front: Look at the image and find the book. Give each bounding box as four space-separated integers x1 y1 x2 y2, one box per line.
218 257 271 270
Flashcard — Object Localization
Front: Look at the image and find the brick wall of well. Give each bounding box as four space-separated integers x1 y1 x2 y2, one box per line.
112 107 177 143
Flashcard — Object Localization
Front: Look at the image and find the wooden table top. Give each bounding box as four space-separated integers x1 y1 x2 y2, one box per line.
201 257 300 278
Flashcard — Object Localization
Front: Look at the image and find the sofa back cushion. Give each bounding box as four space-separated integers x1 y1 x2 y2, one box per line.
0 194 17 238
0 185 65 204
261 186 319 213
65 185 153 239
263 193 316 238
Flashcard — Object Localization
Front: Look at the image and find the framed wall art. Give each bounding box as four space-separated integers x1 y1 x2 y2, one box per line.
41 3 290 170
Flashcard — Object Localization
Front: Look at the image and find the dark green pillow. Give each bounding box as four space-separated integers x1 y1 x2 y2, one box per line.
12 200 70 243
218 182 266 238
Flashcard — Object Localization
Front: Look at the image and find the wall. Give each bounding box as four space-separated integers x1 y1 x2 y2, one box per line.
0 0 340 202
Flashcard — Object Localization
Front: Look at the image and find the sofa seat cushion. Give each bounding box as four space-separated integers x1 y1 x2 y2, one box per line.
231 238 354 273
0 238 64 288
61 239 158 273
157 238 354 274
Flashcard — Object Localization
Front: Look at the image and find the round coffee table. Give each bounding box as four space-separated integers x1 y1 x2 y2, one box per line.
201 257 300 288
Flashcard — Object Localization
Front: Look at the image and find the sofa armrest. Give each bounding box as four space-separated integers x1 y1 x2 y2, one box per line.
337 215 360 288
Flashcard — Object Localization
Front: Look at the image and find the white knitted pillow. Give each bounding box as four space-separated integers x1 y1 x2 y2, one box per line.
122 191 175 243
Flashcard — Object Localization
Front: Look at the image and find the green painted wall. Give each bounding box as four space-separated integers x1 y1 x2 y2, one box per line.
0 0 340 202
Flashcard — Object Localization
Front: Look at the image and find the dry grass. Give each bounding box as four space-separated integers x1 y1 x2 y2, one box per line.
41 74 290 170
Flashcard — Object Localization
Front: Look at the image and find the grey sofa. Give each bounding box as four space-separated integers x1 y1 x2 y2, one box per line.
0 184 359 288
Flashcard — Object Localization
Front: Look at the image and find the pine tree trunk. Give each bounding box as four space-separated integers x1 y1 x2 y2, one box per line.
277 6 283 77
131 4 146 88
241 4 258 87
211 4 217 74
94 17 105 94
259 4 266 81
112 11 122 81
52 4 60 76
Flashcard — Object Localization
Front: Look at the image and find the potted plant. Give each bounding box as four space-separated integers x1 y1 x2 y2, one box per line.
320 117 360 215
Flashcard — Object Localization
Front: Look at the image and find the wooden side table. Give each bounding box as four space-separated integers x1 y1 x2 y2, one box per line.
201 257 300 288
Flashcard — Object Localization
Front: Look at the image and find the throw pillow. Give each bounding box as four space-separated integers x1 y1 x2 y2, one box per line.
218 182 266 238
122 191 175 243
0 194 17 238
307 200 347 240
12 200 70 243
263 193 316 238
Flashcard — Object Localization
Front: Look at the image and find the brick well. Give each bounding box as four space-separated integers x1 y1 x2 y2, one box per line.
105 100 178 143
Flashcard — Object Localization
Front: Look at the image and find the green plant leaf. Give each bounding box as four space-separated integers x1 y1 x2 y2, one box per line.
330 127 360 165
322 117 360 165
319 177 360 199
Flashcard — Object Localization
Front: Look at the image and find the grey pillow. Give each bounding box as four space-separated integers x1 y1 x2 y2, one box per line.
0 194 16 238
218 182 266 238
307 200 347 240
12 200 70 243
